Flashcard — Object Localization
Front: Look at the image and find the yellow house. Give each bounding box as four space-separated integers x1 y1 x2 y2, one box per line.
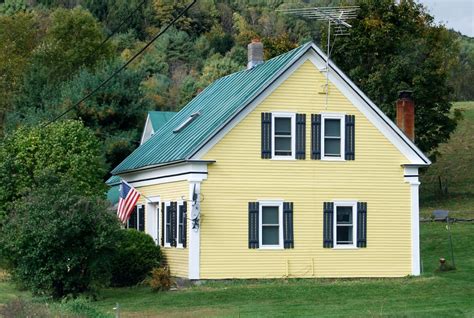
111 41 431 279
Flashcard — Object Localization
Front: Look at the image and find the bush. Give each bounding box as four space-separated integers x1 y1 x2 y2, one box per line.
149 267 173 292
110 230 161 287
0 174 121 298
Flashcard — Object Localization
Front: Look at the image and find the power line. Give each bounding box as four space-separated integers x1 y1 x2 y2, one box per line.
43 0 197 128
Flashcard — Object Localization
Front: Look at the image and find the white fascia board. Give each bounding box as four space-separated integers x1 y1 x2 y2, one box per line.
140 114 155 145
191 52 310 159
308 43 430 165
117 161 209 188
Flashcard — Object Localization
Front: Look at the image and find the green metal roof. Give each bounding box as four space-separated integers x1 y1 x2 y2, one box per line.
112 42 313 174
107 184 120 206
148 111 177 131
106 175 121 186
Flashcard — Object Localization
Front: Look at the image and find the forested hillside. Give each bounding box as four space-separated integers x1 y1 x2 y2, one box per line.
0 0 471 172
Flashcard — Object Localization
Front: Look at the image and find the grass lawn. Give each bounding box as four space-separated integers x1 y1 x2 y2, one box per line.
1 222 473 317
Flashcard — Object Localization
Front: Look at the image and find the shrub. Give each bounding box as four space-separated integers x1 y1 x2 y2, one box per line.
149 267 173 292
110 230 161 287
0 174 121 298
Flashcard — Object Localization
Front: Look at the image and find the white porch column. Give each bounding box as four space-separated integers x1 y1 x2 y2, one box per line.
404 166 421 276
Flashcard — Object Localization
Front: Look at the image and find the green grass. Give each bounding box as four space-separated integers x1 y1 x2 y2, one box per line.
2 222 473 317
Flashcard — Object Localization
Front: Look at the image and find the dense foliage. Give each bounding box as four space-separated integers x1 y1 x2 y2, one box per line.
0 0 470 165
110 230 161 287
0 174 120 298
0 120 107 223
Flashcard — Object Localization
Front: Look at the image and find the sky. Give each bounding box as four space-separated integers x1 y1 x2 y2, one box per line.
418 0 474 37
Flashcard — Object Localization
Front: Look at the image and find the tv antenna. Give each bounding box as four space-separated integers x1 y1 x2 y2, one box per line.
278 6 359 108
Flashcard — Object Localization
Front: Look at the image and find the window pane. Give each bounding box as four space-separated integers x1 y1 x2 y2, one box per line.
275 117 291 135
275 136 291 155
262 226 279 245
325 138 341 156
337 226 353 244
337 207 352 224
262 206 279 224
325 119 340 137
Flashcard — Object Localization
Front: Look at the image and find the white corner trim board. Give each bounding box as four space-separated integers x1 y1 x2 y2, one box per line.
188 181 201 279
404 166 421 276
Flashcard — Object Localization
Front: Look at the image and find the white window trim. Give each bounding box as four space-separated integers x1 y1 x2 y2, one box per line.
163 201 172 248
321 113 346 161
176 200 185 249
258 200 284 249
333 201 357 249
271 112 296 160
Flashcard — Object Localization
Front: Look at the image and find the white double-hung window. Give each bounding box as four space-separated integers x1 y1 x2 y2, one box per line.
333 202 357 248
322 114 345 160
259 201 283 249
272 113 295 159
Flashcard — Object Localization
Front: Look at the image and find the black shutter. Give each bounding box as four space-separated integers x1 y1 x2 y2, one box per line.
323 202 334 248
261 113 272 159
248 202 259 248
345 115 355 160
311 114 321 160
129 207 137 230
161 202 165 246
138 205 145 232
295 114 306 159
181 202 187 248
357 202 367 248
171 202 177 247
283 202 294 248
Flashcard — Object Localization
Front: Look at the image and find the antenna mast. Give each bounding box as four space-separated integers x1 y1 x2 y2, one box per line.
279 6 359 109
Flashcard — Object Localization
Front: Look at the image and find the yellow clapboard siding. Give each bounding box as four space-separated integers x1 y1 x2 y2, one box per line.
136 181 189 277
200 60 412 279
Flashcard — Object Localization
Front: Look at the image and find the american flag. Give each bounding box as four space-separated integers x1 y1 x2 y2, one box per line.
117 181 141 224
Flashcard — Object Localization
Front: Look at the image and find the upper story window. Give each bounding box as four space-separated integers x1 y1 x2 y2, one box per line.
322 114 345 160
272 113 295 159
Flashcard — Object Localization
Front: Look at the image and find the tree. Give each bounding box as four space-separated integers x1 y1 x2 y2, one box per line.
0 174 120 298
0 120 107 223
198 53 242 89
12 6 112 123
47 58 151 169
0 12 44 132
330 0 460 157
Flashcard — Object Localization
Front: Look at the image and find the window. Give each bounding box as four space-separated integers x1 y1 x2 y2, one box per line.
333 202 357 248
177 201 185 248
322 114 345 160
272 113 295 159
164 202 172 247
126 205 144 231
259 201 283 249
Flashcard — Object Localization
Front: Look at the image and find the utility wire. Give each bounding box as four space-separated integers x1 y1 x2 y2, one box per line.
43 0 197 128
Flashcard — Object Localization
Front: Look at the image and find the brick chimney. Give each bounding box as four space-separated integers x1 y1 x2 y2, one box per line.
247 38 264 69
396 90 415 141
